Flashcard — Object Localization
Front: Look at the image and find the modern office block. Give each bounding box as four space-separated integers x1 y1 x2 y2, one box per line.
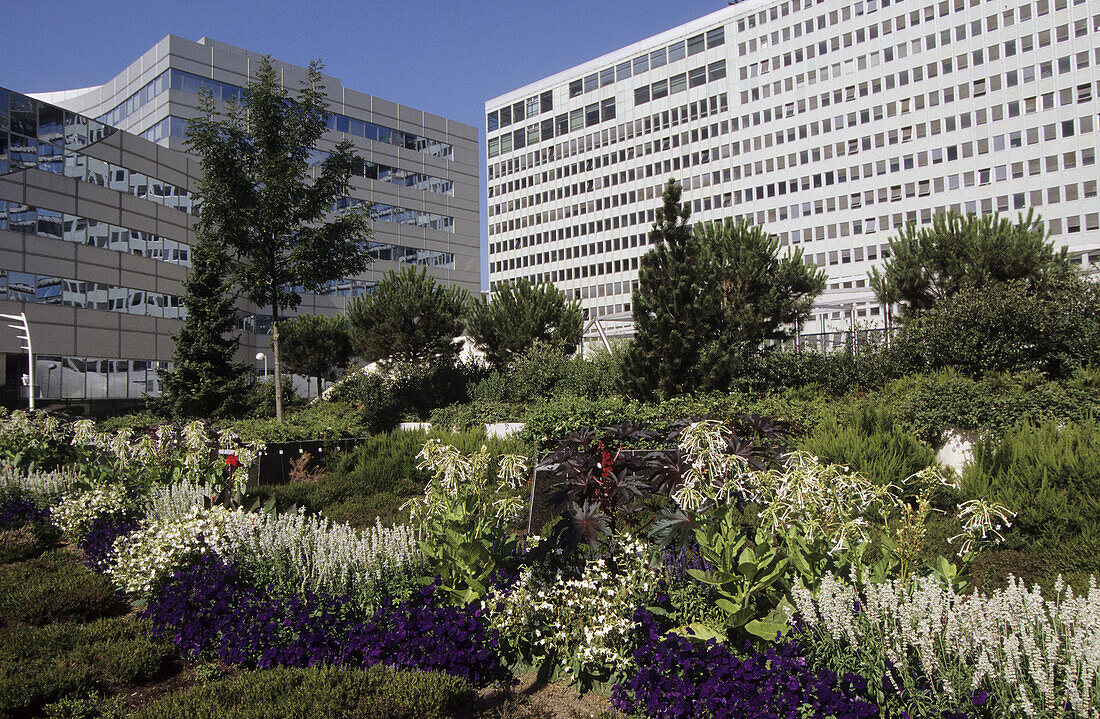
485 0 1100 341
1 36 479 408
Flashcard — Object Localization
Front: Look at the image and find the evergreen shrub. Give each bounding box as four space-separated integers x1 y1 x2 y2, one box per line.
961 418 1100 571
0 552 125 625
132 665 473 719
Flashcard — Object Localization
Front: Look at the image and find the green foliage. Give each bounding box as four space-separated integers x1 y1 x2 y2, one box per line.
693 219 826 391
0 552 125 625
469 342 620 405
869 369 1100 446
239 375 306 420
252 428 529 527
186 55 373 421
150 235 254 420
326 360 489 427
347 266 469 366
324 372 403 434
892 276 1100 379
729 333 903 397
0 616 170 717
132 665 473 719
0 523 57 564
44 692 128 719
962 418 1100 572
466 280 583 368
278 314 355 395
223 401 370 442
800 404 937 488
95 412 162 436
870 210 1072 315
621 179 709 400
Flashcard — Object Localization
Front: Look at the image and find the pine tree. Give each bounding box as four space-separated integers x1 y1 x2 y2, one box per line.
621 179 713 400
150 235 253 419
347 266 469 367
279 314 353 397
466 280 583 368
696 219 826 390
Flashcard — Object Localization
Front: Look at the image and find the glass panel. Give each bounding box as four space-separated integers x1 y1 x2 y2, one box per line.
650 48 667 68
8 272 34 302
36 276 61 304
9 134 36 170
62 357 85 399
63 111 87 148
37 208 62 239
62 280 86 308
10 93 36 137
108 360 128 398
688 33 706 55
668 41 686 62
37 104 63 144
632 55 649 74
9 204 34 233
86 359 107 399
0 269 6 300
129 361 149 399
0 88 8 132
36 357 63 399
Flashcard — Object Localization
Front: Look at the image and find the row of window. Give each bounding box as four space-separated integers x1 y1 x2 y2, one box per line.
486 91 553 132
633 61 727 106
0 270 184 319
0 201 192 266
307 149 455 196
337 197 455 233
30 355 168 401
367 241 454 269
97 69 455 159
565 26 725 100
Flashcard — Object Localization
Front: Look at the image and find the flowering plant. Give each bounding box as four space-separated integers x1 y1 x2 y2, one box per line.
109 504 235 595
486 534 660 689
52 484 133 541
406 440 528 604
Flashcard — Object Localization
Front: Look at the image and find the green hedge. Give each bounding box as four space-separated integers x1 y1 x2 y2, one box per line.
132 665 474 719
962 418 1100 572
0 617 171 717
0 552 125 626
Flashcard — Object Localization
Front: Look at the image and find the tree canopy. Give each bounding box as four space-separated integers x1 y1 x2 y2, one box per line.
278 314 354 396
185 55 372 420
347 266 469 367
466 280 583 368
150 235 253 419
622 180 827 399
869 210 1072 316
696 219 826 390
621 179 710 400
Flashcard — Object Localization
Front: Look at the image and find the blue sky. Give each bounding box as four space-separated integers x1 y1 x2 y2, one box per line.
1 0 725 284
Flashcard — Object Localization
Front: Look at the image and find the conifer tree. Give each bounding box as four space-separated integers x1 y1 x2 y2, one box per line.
279 314 354 397
621 179 712 400
695 219 826 389
466 280 583 368
150 235 252 419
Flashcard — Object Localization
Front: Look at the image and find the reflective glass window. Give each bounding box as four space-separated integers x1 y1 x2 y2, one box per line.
569 79 583 98
10 94 35 136
36 275 61 304
0 269 5 299
0 89 8 132
38 104 63 144
540 91 552 113
526 97 539 117
651 79 669 100
708 60 727 81
616 61 632 81
706 27 725 48
670 73 688 94
650 48 667 68
512 101 525 122
633 55 649 74
688 34 706 55
668 41 686 62
600 68 615 87
62 358 85 399
584 73 598 92
499 105 512 127
8 272 35 302
601 98 615 122
541 118 554 141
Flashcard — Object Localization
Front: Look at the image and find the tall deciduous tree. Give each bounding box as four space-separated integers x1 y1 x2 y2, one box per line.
278 313 354 397
186 56 372 421
869 210 1071 316
347 266 469 366
150 235 252 419
621 179 712 400
466 280 583 368
696 219 826 389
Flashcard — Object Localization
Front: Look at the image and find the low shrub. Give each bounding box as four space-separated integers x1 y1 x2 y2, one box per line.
470 342 620 405
132 665 474 719
611 609 879 719
81 513 142 572
224 401 371 443
869 369 1100 446
729 336 903 397
0 494 56 563
0 552 125 625
144 555 504 687
961 418 1100 571
0 617 171 717
799 403 938 488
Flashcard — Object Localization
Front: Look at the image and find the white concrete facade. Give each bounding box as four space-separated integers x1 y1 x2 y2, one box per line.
485 0 1100 339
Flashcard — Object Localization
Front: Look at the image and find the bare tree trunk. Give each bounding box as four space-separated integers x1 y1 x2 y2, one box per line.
272 299 283 422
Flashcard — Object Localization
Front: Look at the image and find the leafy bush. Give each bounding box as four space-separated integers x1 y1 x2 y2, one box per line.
326 361 489 428
0 494 56 563
0 552 125 625
224 401 372 443
869 369 1100 446
144 555 504 687
962 419 1100 571
612 609 878 719
470 342 619 405
0 617 170 717
95 412 163 437
729 335 902 397
799 403 938 488
132 665 474 719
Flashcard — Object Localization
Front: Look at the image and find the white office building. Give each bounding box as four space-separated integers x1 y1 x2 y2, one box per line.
485 0 1100 341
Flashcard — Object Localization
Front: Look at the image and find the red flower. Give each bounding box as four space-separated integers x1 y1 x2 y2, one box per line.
224 454 241 468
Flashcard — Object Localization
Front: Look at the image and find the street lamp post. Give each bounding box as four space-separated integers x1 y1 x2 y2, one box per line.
255 352 267 381
1 313 34 410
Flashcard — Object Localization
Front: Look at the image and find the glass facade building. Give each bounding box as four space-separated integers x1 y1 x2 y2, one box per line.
1 36 478 407
485 0 1100 342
